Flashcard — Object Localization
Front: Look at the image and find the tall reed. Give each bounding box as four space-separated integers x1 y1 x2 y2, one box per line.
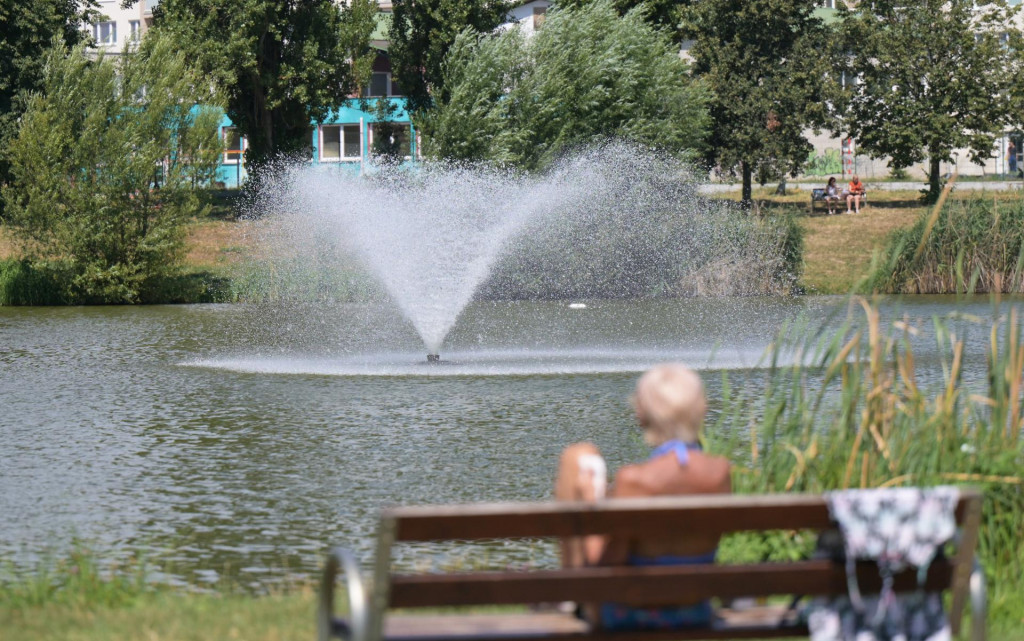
709 297 1024 617
871 196 1024 294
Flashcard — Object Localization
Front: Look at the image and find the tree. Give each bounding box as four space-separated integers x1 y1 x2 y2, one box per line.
0 0 97 191
838 0 1021 201
555 0 689 41
144 0 378 171
427 0 709 170
1 36 223 303
684 0 839 205
389 0 511 119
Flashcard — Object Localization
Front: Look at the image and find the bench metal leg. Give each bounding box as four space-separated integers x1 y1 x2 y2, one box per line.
969 559 986 641
319 547 369 641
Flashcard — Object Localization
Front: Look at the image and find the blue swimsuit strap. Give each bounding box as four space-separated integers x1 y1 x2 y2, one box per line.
650 439 701 465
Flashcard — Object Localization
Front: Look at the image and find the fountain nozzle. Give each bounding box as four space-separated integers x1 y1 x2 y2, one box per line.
427 354 440 363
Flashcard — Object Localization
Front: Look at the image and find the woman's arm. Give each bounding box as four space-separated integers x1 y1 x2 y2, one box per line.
592 466 650 565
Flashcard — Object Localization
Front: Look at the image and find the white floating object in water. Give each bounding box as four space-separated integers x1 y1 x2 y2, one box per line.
568 303 587 309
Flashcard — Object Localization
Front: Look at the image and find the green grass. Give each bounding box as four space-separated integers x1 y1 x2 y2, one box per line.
1 592 317 641
0 546 318 641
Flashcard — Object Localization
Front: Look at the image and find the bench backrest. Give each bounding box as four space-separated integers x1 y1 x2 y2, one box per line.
366 491 982 635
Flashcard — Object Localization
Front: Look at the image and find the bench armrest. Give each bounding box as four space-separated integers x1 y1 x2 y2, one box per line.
970 558 987 641
319 547 369 641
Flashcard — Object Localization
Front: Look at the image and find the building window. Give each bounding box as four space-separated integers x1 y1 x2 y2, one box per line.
223 127 245 164
129 20 141 41
343 125 361 158
370 123 411 159
320 125 362 161
362 73 403 98
322 126 341 160
364 72 390 97
94 21 117 45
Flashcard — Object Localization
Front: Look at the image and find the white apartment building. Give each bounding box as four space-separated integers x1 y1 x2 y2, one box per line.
89 0 157 53
501 1 551 35
86 1 396 54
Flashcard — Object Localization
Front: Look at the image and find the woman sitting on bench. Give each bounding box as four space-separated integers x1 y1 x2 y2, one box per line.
555 364 732 630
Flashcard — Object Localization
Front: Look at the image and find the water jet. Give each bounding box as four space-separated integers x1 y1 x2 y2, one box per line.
256 143 797 365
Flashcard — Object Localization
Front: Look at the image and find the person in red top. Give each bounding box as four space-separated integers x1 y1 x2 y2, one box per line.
846 175 866 214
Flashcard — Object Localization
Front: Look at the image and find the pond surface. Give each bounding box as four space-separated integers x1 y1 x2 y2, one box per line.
0 296 1016 589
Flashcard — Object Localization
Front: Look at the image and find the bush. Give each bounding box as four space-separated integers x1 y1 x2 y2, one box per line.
1 35 222 304
0 259 232 305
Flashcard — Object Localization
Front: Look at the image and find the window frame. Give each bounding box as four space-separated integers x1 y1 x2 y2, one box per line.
222 127 246 165
362 72 403 98
319 124 363 162
368 123 413 160
93 21 117 46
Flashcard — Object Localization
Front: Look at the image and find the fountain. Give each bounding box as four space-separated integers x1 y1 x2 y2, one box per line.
239 143 798 374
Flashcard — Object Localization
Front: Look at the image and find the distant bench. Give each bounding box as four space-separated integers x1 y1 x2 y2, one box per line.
809 188 867 215
318 491 986 641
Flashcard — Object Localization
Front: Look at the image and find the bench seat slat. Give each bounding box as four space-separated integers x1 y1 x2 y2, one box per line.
386 493 978 542
388 560 954 609
363 607 807 641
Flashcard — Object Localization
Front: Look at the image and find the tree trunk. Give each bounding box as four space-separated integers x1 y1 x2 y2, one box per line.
927 155 942 203
741 160 753 209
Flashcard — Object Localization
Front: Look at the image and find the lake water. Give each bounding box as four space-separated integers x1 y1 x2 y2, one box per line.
0 296 1015 589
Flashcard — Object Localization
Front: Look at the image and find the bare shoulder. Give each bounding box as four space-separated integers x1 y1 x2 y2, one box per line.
703 453 733 492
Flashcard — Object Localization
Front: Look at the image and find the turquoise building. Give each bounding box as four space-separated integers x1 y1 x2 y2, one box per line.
215 96 417 188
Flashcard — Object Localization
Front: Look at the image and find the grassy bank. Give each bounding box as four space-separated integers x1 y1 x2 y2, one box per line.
710 186 1024 294
3 593 316 641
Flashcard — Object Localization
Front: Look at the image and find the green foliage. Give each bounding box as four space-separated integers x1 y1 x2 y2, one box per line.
427 0 709 170
684 0 840 203
0 0 97 192
389 0 510 119
555 0 690 40
708 300 1024 619
0 259 70 305
839 0 1022 202
870 197 1024 294
1 36 222 304
147 0 378 169
1 544 152 609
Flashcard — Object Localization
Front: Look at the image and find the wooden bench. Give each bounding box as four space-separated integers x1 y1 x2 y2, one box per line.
319 491 986 641
808 188 866 215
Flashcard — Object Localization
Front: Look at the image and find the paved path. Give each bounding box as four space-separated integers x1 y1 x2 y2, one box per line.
698 180 1024 194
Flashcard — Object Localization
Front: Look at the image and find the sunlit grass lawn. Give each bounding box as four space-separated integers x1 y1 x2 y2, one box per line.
184 220 258 270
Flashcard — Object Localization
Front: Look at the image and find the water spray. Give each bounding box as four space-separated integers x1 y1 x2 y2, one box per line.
426 354 440 363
